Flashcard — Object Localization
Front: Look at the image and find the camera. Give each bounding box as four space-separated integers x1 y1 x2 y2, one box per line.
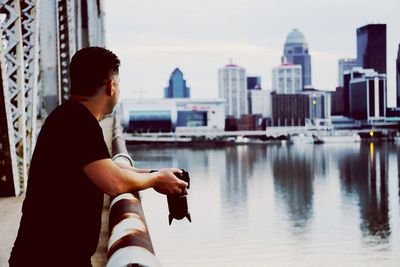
167 170 191 225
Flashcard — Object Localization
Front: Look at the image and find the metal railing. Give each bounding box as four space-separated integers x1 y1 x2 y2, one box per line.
107 117 161 267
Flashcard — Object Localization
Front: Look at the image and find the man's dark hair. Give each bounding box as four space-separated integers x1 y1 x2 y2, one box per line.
69 46 120 96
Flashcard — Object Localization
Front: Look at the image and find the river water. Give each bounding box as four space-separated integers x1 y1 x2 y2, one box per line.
128 142 400 267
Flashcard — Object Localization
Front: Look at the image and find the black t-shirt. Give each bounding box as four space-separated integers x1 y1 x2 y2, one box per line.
9 100 110 266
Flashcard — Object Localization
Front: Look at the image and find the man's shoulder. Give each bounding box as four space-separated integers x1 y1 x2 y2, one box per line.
46 100 97 127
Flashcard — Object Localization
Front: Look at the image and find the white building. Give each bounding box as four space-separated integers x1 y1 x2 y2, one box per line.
338 58 357 87
272 63 302 94
249 90 272 118
218 63 248 118
121 98 226 132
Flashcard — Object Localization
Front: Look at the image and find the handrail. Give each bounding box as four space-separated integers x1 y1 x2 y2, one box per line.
106 116 161 267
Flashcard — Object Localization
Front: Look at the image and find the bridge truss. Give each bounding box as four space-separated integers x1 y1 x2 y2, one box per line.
0 0 105 196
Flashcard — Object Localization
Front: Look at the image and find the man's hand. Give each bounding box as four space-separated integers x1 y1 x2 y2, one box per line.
153 168 188 195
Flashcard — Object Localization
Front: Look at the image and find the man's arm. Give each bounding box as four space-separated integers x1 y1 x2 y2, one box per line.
83 159 188 196
114 161 151 173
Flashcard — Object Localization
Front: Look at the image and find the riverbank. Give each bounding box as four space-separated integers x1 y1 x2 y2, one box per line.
125 133 399 146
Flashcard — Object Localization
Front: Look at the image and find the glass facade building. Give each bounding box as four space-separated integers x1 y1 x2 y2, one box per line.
164 68 190 98
356 24 386 74
282 29 312 88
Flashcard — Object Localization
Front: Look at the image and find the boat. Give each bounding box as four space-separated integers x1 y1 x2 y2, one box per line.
288 133 314 144
316 132 361 143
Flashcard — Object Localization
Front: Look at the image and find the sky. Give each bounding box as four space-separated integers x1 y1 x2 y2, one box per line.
104 0 400 107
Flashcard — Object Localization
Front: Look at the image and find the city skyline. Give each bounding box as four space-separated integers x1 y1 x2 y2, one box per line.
105 0 400 107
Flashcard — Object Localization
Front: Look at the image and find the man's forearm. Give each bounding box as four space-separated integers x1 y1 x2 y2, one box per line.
115 161 151 173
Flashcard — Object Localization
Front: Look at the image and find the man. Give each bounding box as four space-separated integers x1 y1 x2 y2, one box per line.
9 47 188 266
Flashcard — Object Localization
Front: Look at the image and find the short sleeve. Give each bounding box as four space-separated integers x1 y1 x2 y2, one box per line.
74 123 111 168
67 114 111 169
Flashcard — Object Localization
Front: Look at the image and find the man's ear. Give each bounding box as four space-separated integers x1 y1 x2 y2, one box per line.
105 80 113 96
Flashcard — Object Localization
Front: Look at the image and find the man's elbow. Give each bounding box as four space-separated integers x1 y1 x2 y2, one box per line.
104 182 127 197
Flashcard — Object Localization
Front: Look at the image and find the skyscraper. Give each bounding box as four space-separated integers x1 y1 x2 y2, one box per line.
349 68 386 121
164 68 190 98
272 63 302 94
282 29 312 88
397 44 400 107
338 58 357 87
218 63 248 118
356 24 386 74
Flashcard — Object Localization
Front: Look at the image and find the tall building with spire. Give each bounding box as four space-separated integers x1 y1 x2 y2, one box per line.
282 29 312 88
218 62 248 118
164 68 190 98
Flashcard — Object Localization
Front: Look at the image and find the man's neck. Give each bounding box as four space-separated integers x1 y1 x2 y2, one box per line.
69 95 104 121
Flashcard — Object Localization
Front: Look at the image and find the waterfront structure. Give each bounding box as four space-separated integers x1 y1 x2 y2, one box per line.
338 58 357 87
272 90 331 127
282 29 312 88
249 90 272 118
121 98 226 133
247 76 262 90
349 68 386 121
218 63 248 118
397 44 400 107
357 24 386 74
272 63 302 94
164 68 190 98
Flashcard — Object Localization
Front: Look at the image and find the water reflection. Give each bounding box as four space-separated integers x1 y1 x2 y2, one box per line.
271 145 315 230
220 146 251 217
338 143 390 242
129 143 400 267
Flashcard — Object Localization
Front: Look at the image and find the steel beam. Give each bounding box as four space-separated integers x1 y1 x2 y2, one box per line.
0 0 27 196
56 0 73 103
20 0 40 160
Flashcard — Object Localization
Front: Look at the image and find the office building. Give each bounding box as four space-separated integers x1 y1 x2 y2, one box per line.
303 89 331 123
218 63 248 118
331 87 345 116
282 29 312 88
272 63 302 94
164 68 190 98
338 58 357 87
397 44 400 107
249 90 272 118
349 68 386 121
272 90 330 127
356 24 386 74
